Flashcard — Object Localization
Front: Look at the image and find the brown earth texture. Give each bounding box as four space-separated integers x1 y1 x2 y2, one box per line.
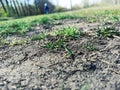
0 19 120 90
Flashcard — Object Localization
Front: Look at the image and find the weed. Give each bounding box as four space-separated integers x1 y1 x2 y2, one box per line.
30 19 40 26
0 38 9 45
39 17 53 24
0 21 30 36
64 46 73 57
43 39 65 50
55 39 65 48
96 26 118 38
51 14 79 20
87 16 97 23
81 83 89 90
43 42 55 50
85 42 97 51
60 83 65 90
10 40 25 46
31 33 46 41
55 27 81 39
43 39 74 60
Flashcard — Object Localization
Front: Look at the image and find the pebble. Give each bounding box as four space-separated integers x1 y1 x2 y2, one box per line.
33 85 40 90
41 86 48 90
20 80 28 87
0 81 5 90
9 85 17 90
2 85 9 90
0 81 4 86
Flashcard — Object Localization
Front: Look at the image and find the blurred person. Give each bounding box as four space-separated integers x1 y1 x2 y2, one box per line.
44 3 49 14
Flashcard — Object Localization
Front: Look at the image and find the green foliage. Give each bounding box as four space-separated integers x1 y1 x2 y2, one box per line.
87 16 98 23
31 33 46 41
0 17 14 21
64 46 74 58
0 6 120 37
97 26 119 38
0 8 7 17
85 42 97 51
55 6 67 12
39 17 53 24
43 39 65 50
30 17 53 26
51 14 80 20
81 83 89 90
0 38 9 45
43 42 55 50
0 21 30 36
60 83 65 90
55 27 81 39
55 39 65 48
30 19 40 26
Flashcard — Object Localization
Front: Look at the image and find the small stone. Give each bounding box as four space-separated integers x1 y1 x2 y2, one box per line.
115 60 120 64
17 61 20 64
41 86 47 90
2 85 9 90
0 81 4 86
33 85 40 90
9 85 17 90
20 80 28 87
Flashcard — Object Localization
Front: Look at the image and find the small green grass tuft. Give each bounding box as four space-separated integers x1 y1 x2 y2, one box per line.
39 17 53 24
0 21 30 36
43 39 65 50
55 27 81 39
81 83 89 90
64 45 74 59
84 42 97 51
31 33 46 41
96 26 119 38
0 38 9 45
43 42 55 50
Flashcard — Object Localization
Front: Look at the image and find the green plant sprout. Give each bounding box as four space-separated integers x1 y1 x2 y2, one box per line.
55 27 81 39
31 33 46 41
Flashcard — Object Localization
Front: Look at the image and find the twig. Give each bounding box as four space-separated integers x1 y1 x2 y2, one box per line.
97 59 120 75
108 68 120 75
64 69 82 80
100 39 115 51
113 35 120 39
48 60 70 68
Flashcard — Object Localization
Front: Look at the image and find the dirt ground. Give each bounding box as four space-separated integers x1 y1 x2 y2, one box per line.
0 19 120 90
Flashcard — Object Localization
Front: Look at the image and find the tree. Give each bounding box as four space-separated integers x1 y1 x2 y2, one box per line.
5 0 10 13
70 0 72 10
20 2 27 16
9 0 16 16
15 0 23 16
34 0 55 14
101 0 120 5
83 0 89 8
0 0 7 13
26 0 32 15
12 0 20 16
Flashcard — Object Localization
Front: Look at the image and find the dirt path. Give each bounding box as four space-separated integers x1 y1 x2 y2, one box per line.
0 19 120 90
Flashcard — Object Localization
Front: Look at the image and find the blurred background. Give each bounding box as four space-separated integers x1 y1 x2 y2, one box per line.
0 0 120 17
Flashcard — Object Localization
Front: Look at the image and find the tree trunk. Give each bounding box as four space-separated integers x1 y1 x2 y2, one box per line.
16 0 23 16
5 0 10 14
9 0 16 16
0 0 7 13
12 0 20 17
20 2 27 16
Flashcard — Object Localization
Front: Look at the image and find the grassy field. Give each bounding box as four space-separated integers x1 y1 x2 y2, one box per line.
0 6 120 36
